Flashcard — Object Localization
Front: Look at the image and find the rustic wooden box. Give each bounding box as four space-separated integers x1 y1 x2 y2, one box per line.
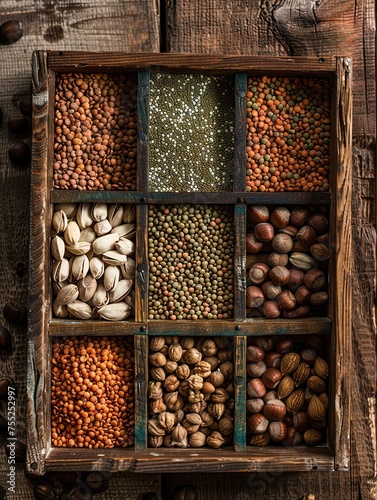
27 52 352 474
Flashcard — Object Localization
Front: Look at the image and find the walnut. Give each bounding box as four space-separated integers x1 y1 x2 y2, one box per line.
164 392 184 411
208 402 225 420
214 337 229 350
150 366 166 382
185 413 202 426
164 360 178 374
209 370 225 387
149 398 167 414
148 381 163 400
187 401 207 414
184 348 202 365
211 388 230 404
176 364 190 380
189 431 207 448
147 419 166 436
182 420 200 434
219 417 234 436
180 337 195 350
178 379 190 398
168 343 183 362
171 423 187 445
219 361 233 381
200 411 214 428
188 374 203 391
204 356 220 371
149 336 165 352
163 374 180 393
218 348 233 363
165 335 179 345
188 389 204 404
158 411 175 431
194 361 212 378
207 431 225 449
202 339 218 357
149 352 167 367
163 434 174 448
149 435 163 448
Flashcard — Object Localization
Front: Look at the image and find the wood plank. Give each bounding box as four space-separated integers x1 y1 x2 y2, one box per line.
233 204 246 322
234 336 246 452
51 189 331 205
134 335 148 451
47 52 337 74
233 73 247 192
45 446 334 472
242 318 332 336
48 319 145 336
136 203 149 323
137 71 150 191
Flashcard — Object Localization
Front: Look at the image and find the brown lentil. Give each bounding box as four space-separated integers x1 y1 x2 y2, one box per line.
54 72 137 191
148 205 234 320
246 76 330 192
51 336 134 448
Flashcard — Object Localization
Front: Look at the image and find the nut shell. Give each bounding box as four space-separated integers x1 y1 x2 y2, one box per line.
254 222 275 242
307 394 327 420
263 399 286 421
270 207 290 229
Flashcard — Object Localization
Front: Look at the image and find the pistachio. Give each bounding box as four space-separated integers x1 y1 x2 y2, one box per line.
51 235 65 261
67 300 93 320
92 203 108 222
90 283 109 308
102 250 128 266
89 257 104 279
52 258 70 283
66 242 91 256
56 284 79 306
52 210 68 233
77 274 97 302
55 203 77 218
108 279 133 303
52 299 68 318
120 258 136 280
64 221 81 245
93 219 112 236
104 266 120 292
123 204 136 223
97 302 131 321
92 233 119 255
79 227 97 244
111 223 136 239
108 204 124 227
71 255 90 281
76 203 93 229
115 237 135 256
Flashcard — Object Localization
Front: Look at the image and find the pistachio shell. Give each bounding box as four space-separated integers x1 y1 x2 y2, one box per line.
55 203 77 218
52 210 68 233
56 284 79 306
92 203 108 222
79 227 97 244
64 221 81 245
67 300 93 320
108 204 124 227
124 289 135 311
108 279 133 303
115 237 135 256
120 258 136 280
92 233 119 255
289 252 315 271
89 257 105 279
53 280 69 294
78 274 98 302
123 204 136 223
97 302 131 321
104 266 120 292
76 203 93 229
102 250 128 266
91 283 109 308
66 242 91 256
53 299 69 318
51 235 65 261
52 258 70 283
71 255 90 280
94 219 112 236
111 223 135 239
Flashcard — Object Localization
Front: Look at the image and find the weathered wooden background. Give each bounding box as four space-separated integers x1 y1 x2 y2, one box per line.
0 0 375 498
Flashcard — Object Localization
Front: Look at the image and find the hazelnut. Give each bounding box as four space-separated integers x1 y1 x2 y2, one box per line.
270 207 290 229
247 360 267 378
269 421 287 442
277 290 297 311
254 222 275 242
247 414 269 434
262 368 282 389
261 281 282 300
246 398 265 414
269 266 290 286
246 286 265 308
272 233 293 253
247 378 266 398
268 252 289 268
0 20 23 45
263 399 286 421
247 205 269 224
246 345 265 363
296 225 317 248
289 207 311 227
246 232 263 253
8 142 31 166
249 263 270 285
262 300 281 318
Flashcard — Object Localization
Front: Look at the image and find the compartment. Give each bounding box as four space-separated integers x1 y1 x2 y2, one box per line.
53 72 138 191
149 74 235 192
51 202 136 321
148 204 235 320
245 76 331 193
147 335 235 449
246 204 329 319
51 335 135 449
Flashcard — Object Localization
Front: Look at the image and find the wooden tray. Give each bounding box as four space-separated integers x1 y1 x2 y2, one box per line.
27 51 352 474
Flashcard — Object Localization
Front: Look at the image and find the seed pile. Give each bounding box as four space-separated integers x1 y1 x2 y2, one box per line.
148 335 234 448
54 72 137 190
246 76 330 192
51 336 135 448
247 335 329 447
149 74 234 192
51 202 136 321
246 204 329 318
148 205 234 320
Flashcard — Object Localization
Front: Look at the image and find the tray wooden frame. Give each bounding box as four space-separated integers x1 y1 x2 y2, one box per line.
27 51 352 474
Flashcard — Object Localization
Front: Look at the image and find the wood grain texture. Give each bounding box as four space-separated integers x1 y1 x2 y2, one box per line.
166 0 375 497
0 0 160 496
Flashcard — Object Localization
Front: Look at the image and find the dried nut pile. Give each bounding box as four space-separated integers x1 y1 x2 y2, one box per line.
51 336 134 448
148 205 234 320
246 76 330 192
54 72 137 191
147 336 234 448
247 335 329 447
51 203 135 321
246 204 329 319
